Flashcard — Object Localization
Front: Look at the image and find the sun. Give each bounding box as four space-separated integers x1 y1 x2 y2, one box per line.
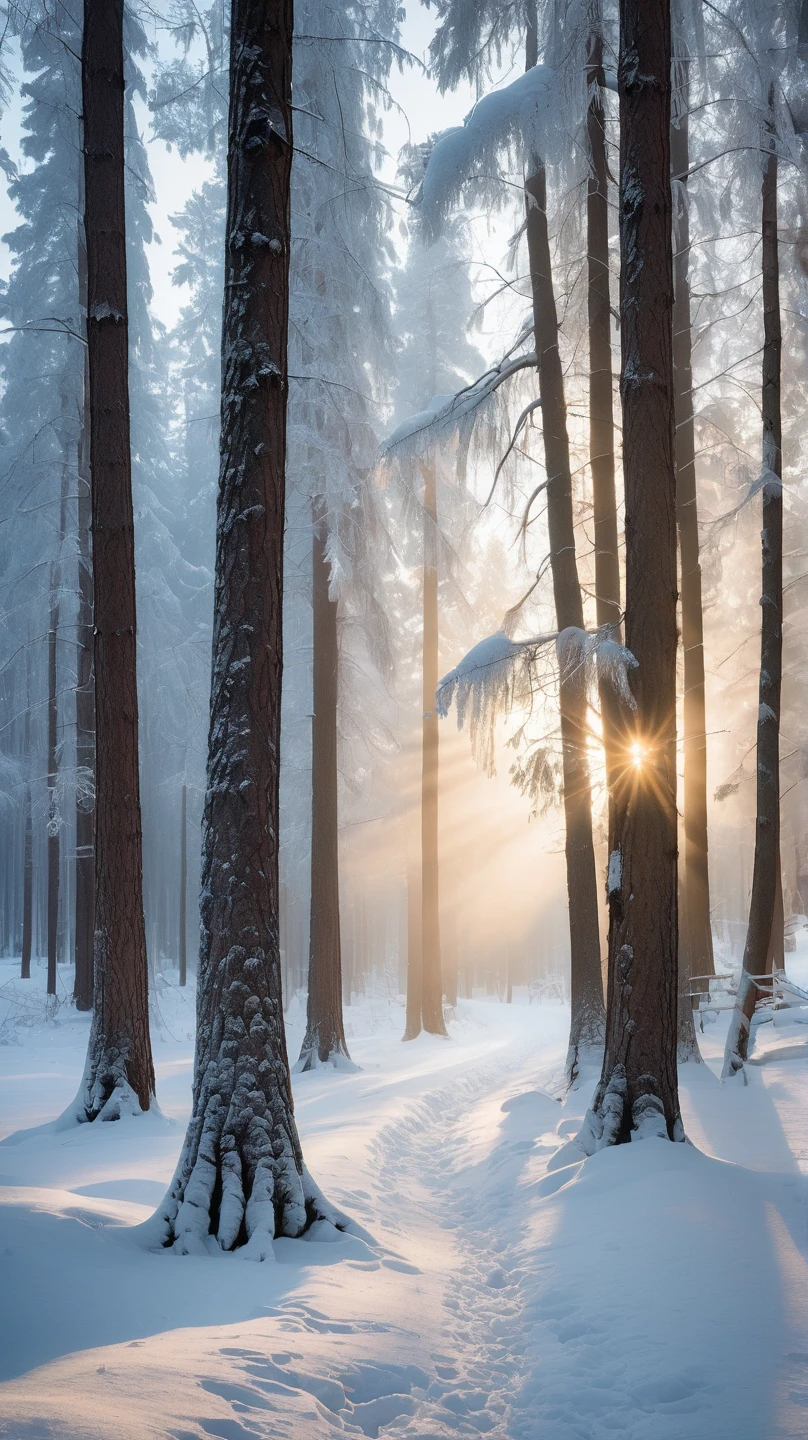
630 741 646 769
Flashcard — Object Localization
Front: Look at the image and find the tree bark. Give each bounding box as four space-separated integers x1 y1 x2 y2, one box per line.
587 32 620 641
723 106 782 1076
157 0 330 1255
78 0 154 1118
525 156 605 1084
403 860 422 1039
420 460 447 1036
672 64 711 1063
298 508 350 1068
179 780 187 986
21 666 32 980
582 0 683 1147
74 224 95 1013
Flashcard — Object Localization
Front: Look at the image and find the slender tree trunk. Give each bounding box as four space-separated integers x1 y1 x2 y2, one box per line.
723 110 782 1075
587 30 620 641
158 0 329 1255
672 63 711 1064
78 0 154 1118
74 227 95 1012
46 471 68 997
21 669 32 980
421 460 447 1036
178 780 187 987
299 508 350 1068
403 860 422 1039
525 155 605 1084
582 0 682 1147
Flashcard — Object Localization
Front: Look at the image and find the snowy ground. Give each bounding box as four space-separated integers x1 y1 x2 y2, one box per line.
4 951 808 1437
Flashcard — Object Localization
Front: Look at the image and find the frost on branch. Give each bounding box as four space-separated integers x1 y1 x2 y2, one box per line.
436 630 553 775
436 625 638 776
419 66 555 237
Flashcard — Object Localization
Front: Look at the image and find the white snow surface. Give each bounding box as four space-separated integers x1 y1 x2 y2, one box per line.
4 953 808 1436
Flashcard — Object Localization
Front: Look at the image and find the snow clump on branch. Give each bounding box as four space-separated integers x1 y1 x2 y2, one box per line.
436 624 638 775
419 66 556 238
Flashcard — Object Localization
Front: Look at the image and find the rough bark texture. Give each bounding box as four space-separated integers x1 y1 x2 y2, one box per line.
723 110 782 1078
672 71 712 1064
179 781 187 987
525 156 605 1083
79 0 155 1118
420 461 447 1037
298 510 351 1068
157 0 330 1255
582 0 683 1147
74 226 95 1013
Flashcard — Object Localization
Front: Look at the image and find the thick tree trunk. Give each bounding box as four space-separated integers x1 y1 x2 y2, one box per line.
298 509 350 1068
582 0 682 1147
178 780 187 987
157 0 330 1255
74 228 95 1013
78 0 154 1118
723 112 782 1077
525 157 605 1084
672 68 711 1064
420 460 447 1037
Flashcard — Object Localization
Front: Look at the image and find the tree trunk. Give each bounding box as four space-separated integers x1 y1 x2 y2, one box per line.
672 63 711 1064
582 0 682 1147
21 673 32 980
158 0 329 1255
420 460 447 1036
723 113 781 1076
403 860 422 1039
178 780 187 987
78 0 154 1118
298 509 350 1068
587 30 620 641
525 155 605 1084
46 475 67 997
74 225 95 1013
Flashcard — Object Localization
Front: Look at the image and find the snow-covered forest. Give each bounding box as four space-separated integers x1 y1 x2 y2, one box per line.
2 0 808 1434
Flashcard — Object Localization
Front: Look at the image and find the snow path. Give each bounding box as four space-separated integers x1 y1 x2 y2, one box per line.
4 963 808 1436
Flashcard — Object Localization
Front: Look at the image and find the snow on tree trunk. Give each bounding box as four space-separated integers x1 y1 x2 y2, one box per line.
156 0 333 1255
74 224 95 1014
672 58 710 1064
77 0 155 1119
403 856 422 1040
723 103 782 1079
581 0 683 1147
421 460 448 1037
298 507 351 1069
524 150 604 1085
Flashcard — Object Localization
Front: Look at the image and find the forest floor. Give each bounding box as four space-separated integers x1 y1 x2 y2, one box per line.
3 952 808 1437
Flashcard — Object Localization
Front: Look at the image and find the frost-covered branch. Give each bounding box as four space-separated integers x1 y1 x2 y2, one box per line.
436 624 638 776
379 351 538 462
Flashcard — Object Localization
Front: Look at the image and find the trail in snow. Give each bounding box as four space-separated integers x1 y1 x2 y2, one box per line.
4 956 808 1437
